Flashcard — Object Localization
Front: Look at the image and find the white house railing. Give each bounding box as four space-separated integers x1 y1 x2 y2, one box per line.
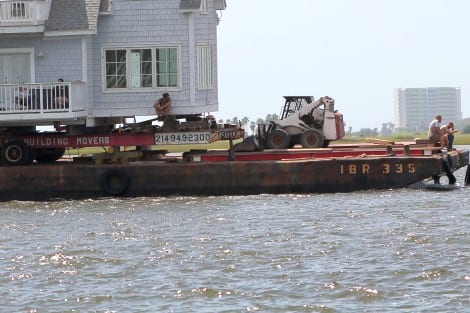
0 0 50 26
0 82 73 114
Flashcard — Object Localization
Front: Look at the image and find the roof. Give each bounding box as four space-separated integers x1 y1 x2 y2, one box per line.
45 0 101 35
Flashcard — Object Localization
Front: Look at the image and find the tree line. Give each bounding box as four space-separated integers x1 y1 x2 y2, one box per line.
219 115 470 136
218 114 280 134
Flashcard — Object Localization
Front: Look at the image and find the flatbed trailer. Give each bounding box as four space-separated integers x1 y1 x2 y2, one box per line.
0 117 245 166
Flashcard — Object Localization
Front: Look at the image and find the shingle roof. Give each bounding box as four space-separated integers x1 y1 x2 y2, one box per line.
180 0 201 11
45 0 101 34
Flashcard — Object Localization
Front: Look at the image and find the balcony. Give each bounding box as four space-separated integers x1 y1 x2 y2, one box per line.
0 81 88 126
0 0 50 32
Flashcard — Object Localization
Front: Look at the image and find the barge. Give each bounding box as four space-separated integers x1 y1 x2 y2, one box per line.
0 142 468 201
2 2 467 201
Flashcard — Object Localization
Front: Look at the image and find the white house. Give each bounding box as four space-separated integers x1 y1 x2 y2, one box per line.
0 0 226 128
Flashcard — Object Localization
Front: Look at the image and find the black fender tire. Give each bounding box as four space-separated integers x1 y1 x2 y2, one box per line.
300 129 324 148
99 169 130 196
35 147 66 163
442 157 456 184
266 129 290 149
465 165 470 186
3 140 34 165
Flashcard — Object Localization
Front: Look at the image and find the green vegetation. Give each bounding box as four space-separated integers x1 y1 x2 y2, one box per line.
339 133 470 145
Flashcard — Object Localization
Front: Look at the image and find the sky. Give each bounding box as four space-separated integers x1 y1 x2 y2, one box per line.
216 0 469 131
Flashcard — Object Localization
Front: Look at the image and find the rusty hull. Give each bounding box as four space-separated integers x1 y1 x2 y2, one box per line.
0 149 467 201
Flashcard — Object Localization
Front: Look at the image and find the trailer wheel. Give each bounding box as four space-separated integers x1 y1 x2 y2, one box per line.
300 129 324 148
100 169 130 196
266 129 290 149
35 148 66 163
3 141 33 165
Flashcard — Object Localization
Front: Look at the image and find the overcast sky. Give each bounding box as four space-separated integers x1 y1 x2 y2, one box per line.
216 0 469 130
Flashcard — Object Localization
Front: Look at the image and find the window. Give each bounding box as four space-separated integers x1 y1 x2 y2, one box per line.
156 48 178 87
130 49 152 88
105 49 126 88
104 46 179 90
99 0 112 13
197 44 212 89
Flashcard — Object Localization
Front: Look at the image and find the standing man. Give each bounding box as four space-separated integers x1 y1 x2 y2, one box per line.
428 115 445 147
154 92 171 116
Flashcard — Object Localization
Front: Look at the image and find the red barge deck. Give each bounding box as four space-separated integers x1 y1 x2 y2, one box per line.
0 142 468 201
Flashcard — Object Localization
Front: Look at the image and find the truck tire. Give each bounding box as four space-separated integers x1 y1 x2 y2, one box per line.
266 129 290 149
3 140 34 165
300 129 324 148
35 147 66 163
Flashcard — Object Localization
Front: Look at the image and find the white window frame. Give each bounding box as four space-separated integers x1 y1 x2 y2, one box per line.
102 44 182 92
196 44 213 89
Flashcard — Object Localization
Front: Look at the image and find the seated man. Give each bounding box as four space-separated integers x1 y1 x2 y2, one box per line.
15 86 28 108
154 92 171 116
440 122 458 150
428 115 446 147
55 78 69 108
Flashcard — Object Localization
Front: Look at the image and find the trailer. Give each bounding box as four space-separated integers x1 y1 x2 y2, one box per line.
0 115 244 166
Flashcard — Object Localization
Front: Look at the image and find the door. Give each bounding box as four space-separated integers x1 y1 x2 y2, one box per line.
0 53 31 109
0 53 31 84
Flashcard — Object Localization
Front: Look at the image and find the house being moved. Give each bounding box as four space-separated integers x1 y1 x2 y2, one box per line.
0 0 226 128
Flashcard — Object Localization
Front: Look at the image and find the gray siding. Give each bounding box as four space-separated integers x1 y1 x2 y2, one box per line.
1 0 222 121
0 37 82 83
90 0 220 118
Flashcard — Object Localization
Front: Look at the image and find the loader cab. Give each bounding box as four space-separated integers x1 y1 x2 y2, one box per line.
279 96 314 119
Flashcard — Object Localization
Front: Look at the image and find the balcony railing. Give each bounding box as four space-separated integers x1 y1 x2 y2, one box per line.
0 0 50 26
0 82 86 116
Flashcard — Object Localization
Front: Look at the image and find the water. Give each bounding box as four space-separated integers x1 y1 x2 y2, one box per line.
1 162 469 312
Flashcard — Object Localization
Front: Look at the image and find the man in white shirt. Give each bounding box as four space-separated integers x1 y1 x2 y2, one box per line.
428 115 445 147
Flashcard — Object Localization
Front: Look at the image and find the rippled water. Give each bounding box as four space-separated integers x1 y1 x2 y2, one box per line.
1 165 469 312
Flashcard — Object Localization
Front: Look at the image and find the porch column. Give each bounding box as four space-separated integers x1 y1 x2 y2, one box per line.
188 13 195 106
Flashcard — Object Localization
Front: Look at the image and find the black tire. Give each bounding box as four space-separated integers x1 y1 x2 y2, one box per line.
442 157 456 184
35 147 66 163
266 129 290 149
465 165 470 186
99 169 130 196
3 140 33 165
300 129 324 148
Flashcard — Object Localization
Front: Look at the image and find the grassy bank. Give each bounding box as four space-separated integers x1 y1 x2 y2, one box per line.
339 133 470 145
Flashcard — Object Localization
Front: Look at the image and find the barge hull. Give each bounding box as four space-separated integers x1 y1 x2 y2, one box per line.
1 149 467 201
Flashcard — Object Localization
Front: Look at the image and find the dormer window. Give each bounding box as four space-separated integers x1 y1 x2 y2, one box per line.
99 0 113 14
180 0 206 13
214 0 227 10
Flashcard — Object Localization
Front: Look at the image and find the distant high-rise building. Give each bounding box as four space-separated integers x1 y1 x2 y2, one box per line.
394 87 462 131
